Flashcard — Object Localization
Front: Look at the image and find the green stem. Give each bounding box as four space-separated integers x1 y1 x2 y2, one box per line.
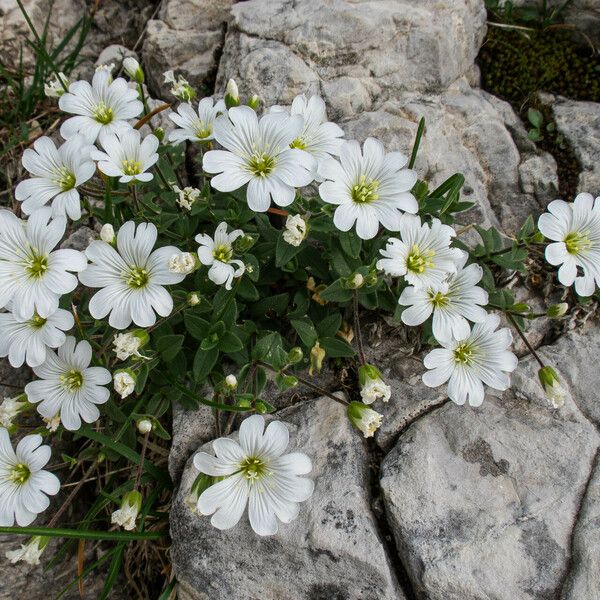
505 312 545 368
352 291 367 365
104 177 113 222
0 526 164 541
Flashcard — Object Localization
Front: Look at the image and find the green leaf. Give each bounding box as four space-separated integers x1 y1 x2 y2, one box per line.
527 107 543 129
319 280 353 303
218 331 244 353
319 336 355 357
316 313 342 338
0 526 165 541
100 543 125 600
290 317 318 347
339 231 362 259
193 346 219 382
518 215 535 240
168 378 254 412
157 334 184 362
275 231 304 267
408 116 426 169
184 313 210 340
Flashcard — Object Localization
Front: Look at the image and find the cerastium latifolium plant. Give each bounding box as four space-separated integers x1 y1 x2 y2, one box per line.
1 24 600 599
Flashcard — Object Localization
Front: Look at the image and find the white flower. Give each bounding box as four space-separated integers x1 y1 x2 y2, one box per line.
79 221 185 329
91 129 159 184
225 374 238 389
537 192 600 297
318 138 418 240
169 252 196 274
5 535 48 565
194 414 314 536
59 69 143 144
422 313 518 407
0 397 27 428
0 428 60 526
203 106 316 212
282 214 308 247
0 306 74 368
0 208 87 321
347 402 383 438
112 331 147 361
111 490 142 530
196 222 245 290
163 70 196 102
15 135 96 220
95 63 115 75
44 72 69 98
100 223 115 244
398 254 489 342
377 214 464 288
187 292 201 306
173 185 201 210
24 337 111 431
358 364 391 404
122 57 144 83
113 370 136 399
168 98 226 144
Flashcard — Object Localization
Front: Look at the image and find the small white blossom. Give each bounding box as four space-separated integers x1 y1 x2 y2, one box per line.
44 72 69 98
203 106 316 212
91 129 159 184
169 252 196 274
196 222 245 290
79 221 186 329
168 98 226 144
318 138 418 240
225 374 238 389
174 185 201 210
0 397 27 428
0 428 60 526
163 70 196 102
15 135 96 220
112 331 146 361
137 419 153 434
194 415 314 536
122 57 144 83
422 313 518 407
114 370 136 399
377 214 464 289
111 490 142 531
188 292 201 306
282 214 308 247
0 208 87 321
5 536 49 565
347 402 383 438
43 414 61 433
537 192 600 297
25 337 112 431
100 223 115 244
59 70 143 144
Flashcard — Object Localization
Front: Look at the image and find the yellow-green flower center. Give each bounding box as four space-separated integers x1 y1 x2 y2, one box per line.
239 456 268 481
428 290 448 308
125 266 149 288
351 175 379 204
248 153 275 177
29 314 47 329
454 342 475 365
56 167 76 192
25 251 48 279
9 463 31 484
122 159 142 176
406 244 435 274
194 121 212 140
564 230 592 255
60 369 83 391
93 103 113 124
290 138 306 150
213 244 232 263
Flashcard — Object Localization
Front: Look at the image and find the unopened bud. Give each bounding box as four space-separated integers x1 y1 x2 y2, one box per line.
538 366 565 408
122 57 144 84
286 347 304 365
113 370 136 399
225 374 238 389
247 94 261 110
100 223 115 244
187 292 201 306
225 79 240 108
137 419 153 434
234 234 258 253
547 303 568 319
309 341 326 376
154 127 165 142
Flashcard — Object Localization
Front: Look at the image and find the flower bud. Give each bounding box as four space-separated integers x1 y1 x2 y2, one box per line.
343 272 364 289
279 374 298 389
247 94 261 110
163 70 196 102
123 57 144 83
531 231 545 243
113 370 136 399
111 490 142 531
286 347 304 365
236 397 252 408
100 223 115 244
44 72 69 98
5 536 49 565
154 127 165 142
225 374 238 390
255 400 274 414
225 79 240 108
186 472 214 511
547 303 568 319
364 269 378 287
187 292 201 306
358 364 391 404
137 418 153 434
538 366 565 408
309 341 326 376
347 401 383 438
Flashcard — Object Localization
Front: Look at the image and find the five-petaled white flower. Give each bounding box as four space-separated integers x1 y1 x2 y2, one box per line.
168 98 226 144
79 221 185 328
203 106 316 212
537 192 600 297
24 337 111 431
196 222 245 290
377 214 463 288
0 207 87 321
194 414 314 536
0 428 60 526
59 69 143 144
398 253 489 342
318 138 418 240
270 94 344 161
422 313 518 407
15 135 96 220
91 129 159 184
0 306 74 368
